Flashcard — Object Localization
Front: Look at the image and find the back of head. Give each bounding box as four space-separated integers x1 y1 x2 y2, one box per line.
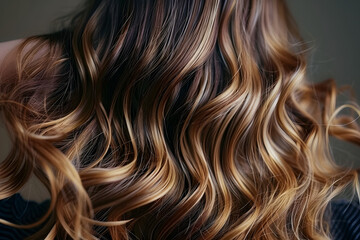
0 0 360 239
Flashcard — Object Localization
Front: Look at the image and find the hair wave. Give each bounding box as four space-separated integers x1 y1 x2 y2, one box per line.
1 0 360 239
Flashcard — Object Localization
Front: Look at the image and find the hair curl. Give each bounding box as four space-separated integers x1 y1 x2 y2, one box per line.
1 0 360 239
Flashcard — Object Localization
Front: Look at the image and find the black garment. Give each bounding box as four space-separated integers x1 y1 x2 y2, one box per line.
329 199 360 240
0 194 50 240
1 193 359 239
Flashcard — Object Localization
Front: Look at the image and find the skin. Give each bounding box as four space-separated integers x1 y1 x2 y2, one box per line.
0 39 22 76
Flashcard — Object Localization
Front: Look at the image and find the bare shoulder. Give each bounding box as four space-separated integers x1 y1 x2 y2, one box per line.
0 39 24 65
0 39 25 79
0 38 52 85
0 39 24 59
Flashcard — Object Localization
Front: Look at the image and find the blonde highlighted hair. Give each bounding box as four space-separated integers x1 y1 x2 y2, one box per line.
1 0 360 239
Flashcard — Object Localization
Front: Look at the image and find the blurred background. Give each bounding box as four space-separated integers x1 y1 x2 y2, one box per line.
0 0 359 201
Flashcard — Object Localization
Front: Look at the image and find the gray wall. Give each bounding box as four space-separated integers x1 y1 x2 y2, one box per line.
0 1 359 200
0 0 83 41
287 0 360 171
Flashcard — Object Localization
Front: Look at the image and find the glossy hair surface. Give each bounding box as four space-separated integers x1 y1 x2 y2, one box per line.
1 0 360 239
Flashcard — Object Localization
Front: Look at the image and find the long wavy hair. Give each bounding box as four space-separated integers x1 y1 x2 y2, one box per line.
1 0 360 239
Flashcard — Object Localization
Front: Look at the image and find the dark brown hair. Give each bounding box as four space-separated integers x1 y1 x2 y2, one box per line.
1 0 359 239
